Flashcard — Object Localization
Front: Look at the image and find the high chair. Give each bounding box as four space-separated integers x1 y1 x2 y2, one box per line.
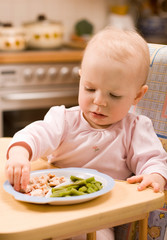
115 43 167 240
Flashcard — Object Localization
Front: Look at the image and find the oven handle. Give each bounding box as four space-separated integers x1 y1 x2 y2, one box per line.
2 90 78 101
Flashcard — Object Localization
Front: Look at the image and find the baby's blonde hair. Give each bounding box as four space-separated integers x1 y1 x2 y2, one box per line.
82 27 150 85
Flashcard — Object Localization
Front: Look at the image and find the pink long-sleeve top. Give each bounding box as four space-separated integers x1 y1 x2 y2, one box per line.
9 105 167 180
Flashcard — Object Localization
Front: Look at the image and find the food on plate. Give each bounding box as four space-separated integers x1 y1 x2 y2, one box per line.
25 173 103 198
50 175 103 198
25 173 66 197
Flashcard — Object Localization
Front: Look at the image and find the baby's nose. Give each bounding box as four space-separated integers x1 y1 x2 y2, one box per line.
93 92 107 106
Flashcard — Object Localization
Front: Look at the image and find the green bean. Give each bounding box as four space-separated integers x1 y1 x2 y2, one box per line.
51 188 86 197
51 180 86 192
90 183 99 191
85 177 95 183
70 175 84 182
50 175 103 198
50 189 71 197
52 185 77 192
70 188 85 196
86 183 92 188
78 186 87 192
87 187 96 193
95 182 103 190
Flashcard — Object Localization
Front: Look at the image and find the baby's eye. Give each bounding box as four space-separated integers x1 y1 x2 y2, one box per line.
109 93 122 99
85 87 95 92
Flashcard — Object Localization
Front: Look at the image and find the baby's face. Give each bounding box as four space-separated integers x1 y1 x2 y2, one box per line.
78 51 141 129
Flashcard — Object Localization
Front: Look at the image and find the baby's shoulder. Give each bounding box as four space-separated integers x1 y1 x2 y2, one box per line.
126 112 151 121
44 105 81 123
64 105 82 124
65 105 80 113
48 105 80 116
125 112 153 128
65 106 81 118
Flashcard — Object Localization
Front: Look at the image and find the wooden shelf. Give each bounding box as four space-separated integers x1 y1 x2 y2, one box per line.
0 49 83 64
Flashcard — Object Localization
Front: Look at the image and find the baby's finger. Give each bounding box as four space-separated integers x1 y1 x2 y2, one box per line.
151 182 160 193
13 167 22 191
5 166 14 186
21 166 30 191
127 175 143 183
137 178 152 191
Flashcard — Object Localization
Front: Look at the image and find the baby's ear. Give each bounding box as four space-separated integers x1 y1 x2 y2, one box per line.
79 69 82 76
133 84 148 105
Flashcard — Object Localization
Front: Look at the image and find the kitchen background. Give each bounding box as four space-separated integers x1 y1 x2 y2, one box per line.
0 0 166 43
0 0 109 41
0 0 167 137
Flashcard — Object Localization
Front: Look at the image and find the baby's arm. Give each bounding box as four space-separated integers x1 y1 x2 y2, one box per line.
127 173 166 192
5 143 31 192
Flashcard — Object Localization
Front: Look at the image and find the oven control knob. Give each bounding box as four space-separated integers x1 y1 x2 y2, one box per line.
36 68 45 80
72 66 80 80
60 66 70 77
48 67 57 80
24 68 33 81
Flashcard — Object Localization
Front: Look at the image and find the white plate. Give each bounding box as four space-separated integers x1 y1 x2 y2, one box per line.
3 168 115 205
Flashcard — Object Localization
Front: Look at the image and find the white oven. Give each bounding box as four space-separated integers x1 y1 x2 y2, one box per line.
0 62 80 137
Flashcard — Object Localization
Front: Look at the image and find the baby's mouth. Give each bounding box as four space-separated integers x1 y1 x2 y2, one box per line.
91 112 107 118
94 112 104 116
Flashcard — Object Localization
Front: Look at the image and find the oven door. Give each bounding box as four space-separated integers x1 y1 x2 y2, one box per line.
0 86 79 137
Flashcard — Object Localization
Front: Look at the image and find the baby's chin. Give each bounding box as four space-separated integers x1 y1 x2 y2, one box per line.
83 112 113 129
88 119 112 129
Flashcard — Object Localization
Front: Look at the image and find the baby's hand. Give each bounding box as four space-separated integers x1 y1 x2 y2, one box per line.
127 173 166 192
5 146 31 192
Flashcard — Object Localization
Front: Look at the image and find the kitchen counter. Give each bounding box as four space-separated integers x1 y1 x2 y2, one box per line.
0 49 83 64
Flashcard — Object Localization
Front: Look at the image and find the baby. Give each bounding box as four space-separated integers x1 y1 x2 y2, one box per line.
5 27 167 240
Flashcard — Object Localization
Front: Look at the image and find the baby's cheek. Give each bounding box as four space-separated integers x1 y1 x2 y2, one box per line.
79 93 90 110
